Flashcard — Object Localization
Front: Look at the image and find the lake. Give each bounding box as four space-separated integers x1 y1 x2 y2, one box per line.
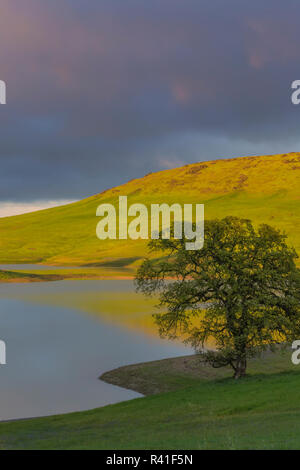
0 279 192 421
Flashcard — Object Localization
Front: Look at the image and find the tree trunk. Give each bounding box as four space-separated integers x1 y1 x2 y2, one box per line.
234 358 247 379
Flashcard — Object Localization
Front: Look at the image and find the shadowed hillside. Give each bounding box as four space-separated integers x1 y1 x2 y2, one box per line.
0 153 299 266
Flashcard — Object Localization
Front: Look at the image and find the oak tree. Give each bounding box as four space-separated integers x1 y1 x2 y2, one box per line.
135 217 300 378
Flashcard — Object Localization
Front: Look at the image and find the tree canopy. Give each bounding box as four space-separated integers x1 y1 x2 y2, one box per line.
135 217 300 378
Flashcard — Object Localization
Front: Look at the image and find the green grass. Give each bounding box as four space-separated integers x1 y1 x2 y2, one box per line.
0 153 299 267
99 350 298 395
2 350 300 449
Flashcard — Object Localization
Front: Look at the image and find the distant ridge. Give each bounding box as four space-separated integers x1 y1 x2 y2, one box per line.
0 153 299 266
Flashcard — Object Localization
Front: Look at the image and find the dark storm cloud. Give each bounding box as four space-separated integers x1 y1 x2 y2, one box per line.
0 0 300 201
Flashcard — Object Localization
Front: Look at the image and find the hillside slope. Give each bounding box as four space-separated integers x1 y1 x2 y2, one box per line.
0 153 299 266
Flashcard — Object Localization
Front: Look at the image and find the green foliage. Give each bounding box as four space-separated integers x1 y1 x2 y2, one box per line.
136 217 300 378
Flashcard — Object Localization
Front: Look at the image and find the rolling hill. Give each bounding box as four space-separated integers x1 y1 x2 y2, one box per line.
0 152 299 266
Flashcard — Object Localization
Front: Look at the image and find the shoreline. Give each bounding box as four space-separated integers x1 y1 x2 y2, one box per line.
0 275 135 283
0 267 135 283
99 354 233 396
0 348 297 450
0 354 225 424
100 348 296 396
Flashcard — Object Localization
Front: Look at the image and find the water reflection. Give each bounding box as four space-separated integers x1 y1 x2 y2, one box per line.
0 280 191 420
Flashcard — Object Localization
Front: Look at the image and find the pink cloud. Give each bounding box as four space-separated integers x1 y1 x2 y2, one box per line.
172 83 191 104
246 18 300 69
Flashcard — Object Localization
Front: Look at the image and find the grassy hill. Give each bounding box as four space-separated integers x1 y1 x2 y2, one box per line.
1 350 300 450
0 152 299 266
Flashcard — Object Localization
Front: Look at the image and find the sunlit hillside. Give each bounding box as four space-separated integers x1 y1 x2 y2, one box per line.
0 153 299 266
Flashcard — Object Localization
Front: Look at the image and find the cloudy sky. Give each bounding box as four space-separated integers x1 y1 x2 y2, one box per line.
0 0 300 215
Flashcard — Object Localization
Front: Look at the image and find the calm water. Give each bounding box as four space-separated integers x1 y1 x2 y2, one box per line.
0 279 191 421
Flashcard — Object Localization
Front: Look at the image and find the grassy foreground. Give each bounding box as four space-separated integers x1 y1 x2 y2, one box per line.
1 350 300 449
